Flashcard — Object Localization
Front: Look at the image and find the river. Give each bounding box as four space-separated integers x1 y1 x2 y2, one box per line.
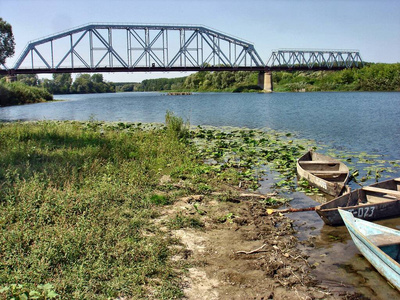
1 91 399 161
1 91 400 298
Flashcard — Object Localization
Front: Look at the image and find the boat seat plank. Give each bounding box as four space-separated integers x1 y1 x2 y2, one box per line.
394 178 400 183
299 161 340 165
366 195 398 204
368 234 400 247
310 171 348 175
363 186 400 198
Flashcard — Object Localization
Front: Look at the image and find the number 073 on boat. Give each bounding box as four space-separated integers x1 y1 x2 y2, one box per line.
316 178 400 226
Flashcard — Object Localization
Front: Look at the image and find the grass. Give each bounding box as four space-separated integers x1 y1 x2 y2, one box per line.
0 120 198 299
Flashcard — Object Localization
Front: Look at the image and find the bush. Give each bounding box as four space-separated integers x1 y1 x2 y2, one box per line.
0 81 53 106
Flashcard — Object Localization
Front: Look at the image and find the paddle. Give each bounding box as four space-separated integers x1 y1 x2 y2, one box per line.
267 206 317 215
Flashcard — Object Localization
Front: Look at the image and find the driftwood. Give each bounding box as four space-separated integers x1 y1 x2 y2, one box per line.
267 206 317 214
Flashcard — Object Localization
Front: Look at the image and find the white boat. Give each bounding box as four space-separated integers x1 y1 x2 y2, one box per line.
339 209 400 291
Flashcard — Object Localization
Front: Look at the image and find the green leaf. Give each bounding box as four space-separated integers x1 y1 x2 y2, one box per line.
47 290 59 298
29 290 41 297
0 286 10 293
18 294 28 300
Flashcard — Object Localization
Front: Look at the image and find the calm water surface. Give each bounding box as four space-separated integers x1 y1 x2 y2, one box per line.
1 91 400 298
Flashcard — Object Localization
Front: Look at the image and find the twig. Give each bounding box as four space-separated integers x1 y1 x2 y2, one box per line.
236 243 268 255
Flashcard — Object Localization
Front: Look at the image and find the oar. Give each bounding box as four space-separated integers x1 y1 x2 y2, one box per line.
267 206 317 215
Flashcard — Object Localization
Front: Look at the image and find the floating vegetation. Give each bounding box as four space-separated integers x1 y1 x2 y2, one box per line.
188 124 400 198
189 125 312 193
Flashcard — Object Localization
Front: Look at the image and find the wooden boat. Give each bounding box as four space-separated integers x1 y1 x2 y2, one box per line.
297 150 350 197
339 209 400 291
316 178 400 226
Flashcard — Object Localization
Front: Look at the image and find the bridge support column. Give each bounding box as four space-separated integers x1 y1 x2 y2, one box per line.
258 71 273 93
5 75 17 83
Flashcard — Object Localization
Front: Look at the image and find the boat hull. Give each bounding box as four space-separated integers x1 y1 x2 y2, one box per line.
297 151 349 197
317 178 400 226
339 209 400 291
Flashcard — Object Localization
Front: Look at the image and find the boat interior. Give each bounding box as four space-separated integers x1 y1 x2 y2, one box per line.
298 151 349 183
363 178 400 204
369 234 400 263
298 161 348 183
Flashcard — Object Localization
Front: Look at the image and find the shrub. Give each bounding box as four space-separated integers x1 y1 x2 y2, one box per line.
0 81 53 106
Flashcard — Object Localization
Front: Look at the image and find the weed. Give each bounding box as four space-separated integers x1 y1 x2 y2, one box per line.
0 283 59 299
217 212 235 223
149 194 171 206
168 212 204 229
193 203 206 216
165 110 189 140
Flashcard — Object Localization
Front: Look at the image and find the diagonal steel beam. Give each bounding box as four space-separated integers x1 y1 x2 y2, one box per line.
55 30 89 69
92 28 128 68
33 47 51 69
167 30 199 68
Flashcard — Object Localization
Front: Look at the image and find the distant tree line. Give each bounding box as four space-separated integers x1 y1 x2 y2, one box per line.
0 73 115 106
272 63 400 92
130 63 400 93
17 73 115 94
136 77 187 91
134 71 261 92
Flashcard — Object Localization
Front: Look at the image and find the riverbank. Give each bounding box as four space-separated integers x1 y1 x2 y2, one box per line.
0 120 399 299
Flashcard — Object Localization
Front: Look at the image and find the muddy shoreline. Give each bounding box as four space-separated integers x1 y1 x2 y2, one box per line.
158 190 360 299
157 176 400 299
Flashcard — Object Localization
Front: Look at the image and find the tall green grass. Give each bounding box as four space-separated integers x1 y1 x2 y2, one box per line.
0 121 198 299
165 110 189 140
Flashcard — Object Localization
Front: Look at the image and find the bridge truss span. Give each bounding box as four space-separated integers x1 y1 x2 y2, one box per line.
12 23 265 74
267 49 363 70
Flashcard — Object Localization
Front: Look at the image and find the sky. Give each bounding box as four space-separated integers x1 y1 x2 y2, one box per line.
1 0 399 82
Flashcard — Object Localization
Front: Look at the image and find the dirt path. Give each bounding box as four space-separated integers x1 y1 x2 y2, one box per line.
157 192 364 299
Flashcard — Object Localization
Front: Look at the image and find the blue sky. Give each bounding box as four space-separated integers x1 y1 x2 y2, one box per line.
1 0 399 82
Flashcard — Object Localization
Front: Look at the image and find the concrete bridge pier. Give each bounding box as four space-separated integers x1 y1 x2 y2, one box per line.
258 71 273 92
5 75 17 83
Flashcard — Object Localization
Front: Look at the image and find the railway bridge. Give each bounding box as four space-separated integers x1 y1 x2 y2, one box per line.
0 23 363 92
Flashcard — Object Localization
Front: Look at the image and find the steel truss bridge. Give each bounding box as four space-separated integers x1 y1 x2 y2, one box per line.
0 23 363 76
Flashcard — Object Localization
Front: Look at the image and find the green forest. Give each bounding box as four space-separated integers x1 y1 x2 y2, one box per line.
273 63 400 92
135 71 261 92
20 73 115 94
